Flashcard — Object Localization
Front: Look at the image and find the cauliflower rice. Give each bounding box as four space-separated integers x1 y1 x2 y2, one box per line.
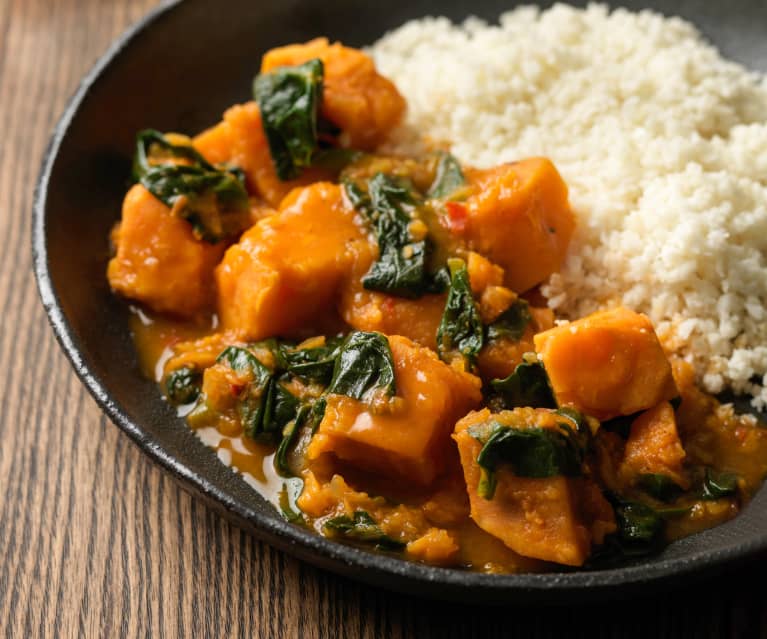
370 3 767 409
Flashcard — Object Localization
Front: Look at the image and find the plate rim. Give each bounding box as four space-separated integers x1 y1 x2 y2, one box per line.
30 0 767 602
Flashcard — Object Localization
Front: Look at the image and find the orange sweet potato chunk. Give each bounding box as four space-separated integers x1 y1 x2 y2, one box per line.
107 184 225 318
453 408 615 566
477 306 554 382
215 182 374 340
192 121 234 165
534 307 678 421
306 335 482 486
261 38 406 150
202 102 332 207
620 401 689 489
338 284 446 351
462 158 575 293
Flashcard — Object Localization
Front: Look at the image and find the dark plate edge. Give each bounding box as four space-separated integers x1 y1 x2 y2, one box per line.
29 0 767 604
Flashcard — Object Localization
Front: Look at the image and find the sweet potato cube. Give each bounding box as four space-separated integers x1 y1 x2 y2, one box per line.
307 335 482 486
620 401 689 489
261 38 405 150
202 102 332 207
193 120 234 165
338 284 447 351
463 158 575 293
215 182 374 340
107 184 225 318
534 307 678 421
453 408 615 566
477 306 554 382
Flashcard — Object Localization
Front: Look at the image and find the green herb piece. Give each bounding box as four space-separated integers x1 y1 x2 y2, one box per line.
436 258 483 369
486 299 533 342
323 511 405 551
638 474 684 502
427 151 465 199
345 173 443 299
326 331 396 402
281 336 343 384
467 419 584 499
165 366 202 404
490 360 557 410
253 59 323 180
701 468 738 500
133 129 250 242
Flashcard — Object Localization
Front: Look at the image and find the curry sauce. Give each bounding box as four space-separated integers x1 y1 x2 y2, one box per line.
110 37 767 573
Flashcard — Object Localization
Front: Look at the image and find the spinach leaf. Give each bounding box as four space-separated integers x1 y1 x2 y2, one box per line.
638 474 684 502
486 299 533 342
274 404 310 477
133 129 212 180
591 494 684 566
217 346 273 439
345 173 444 299
467 419 584 499
133 129 250 242
326 331 396 402
701 468 738 500
278 478 305 523
281 336 343 384
165 366 201 405
490 360 557 410
436 258 484 369
253 58 323 180
307 397 327 434
610 496 664 549
427 151 465 199
263 378 300 434
216 346 300 441
323 511 405 551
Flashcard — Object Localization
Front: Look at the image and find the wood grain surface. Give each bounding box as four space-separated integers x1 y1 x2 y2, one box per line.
2 1 767 637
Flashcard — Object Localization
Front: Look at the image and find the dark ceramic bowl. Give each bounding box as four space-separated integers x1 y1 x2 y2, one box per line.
33 0 767 603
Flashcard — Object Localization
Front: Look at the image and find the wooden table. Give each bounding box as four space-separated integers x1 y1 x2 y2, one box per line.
2 0 766 636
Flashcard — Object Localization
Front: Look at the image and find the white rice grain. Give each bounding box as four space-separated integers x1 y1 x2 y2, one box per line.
370 3 767 409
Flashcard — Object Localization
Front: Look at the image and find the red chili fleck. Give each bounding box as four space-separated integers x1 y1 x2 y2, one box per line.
230 383 243 397
445 201 468 233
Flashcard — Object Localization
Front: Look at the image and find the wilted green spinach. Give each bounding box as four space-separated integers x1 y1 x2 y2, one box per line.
323 510 405 550
436 258 483 369
467 418 584 499
133 129 250 242
253 59 324 180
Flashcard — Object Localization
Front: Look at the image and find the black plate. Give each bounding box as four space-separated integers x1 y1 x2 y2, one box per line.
33 0 767 603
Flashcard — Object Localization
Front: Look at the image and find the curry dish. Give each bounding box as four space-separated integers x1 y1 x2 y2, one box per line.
107 39 767 573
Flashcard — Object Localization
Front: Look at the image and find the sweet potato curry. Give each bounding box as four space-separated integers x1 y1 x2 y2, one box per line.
107 39 767 573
